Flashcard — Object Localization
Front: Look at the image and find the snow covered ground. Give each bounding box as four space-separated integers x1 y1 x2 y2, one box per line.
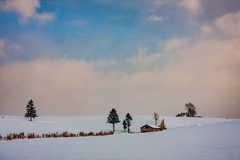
0 115 240 159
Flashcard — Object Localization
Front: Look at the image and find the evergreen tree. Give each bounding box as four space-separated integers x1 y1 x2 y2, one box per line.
25 99 38 121
125 113 132 133
122 120 127 132
106 108 120 132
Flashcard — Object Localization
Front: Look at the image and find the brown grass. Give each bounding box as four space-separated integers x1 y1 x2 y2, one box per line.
1 130 115 141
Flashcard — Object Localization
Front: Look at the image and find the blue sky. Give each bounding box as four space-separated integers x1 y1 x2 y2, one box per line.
1 0 239 62
0 0 214 61
0 0 240 118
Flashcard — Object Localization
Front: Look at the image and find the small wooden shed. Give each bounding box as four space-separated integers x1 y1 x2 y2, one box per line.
140 124 161 133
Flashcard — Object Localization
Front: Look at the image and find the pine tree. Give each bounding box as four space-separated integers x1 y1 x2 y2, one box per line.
125 113 132 133
122 120 127 132
106 108 120 132
25 99 38 121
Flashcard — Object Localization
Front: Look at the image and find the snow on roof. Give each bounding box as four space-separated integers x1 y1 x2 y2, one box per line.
141 124 160 129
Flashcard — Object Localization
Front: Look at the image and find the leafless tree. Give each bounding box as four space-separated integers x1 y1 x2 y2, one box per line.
153 112 159 125
185 103 197 117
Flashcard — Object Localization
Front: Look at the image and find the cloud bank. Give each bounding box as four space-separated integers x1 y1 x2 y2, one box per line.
1 9 240 118
0 2 239 118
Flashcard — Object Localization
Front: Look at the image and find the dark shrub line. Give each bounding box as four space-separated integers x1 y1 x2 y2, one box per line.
0 131 114 141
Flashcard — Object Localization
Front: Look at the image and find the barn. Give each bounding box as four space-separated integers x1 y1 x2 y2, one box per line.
140 124 161 133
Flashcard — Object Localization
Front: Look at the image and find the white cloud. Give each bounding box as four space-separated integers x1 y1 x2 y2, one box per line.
0 39 24 57
199 11 240 39
33 12 55 24
148 15 163 21
128 52 162 66
8 44 24 52
179 0 202 15
153 0 163 6
163 38 188 51
127 48 162 66
214 11 240 37
200 25 213 37
149 0 167 12
0 0 55 23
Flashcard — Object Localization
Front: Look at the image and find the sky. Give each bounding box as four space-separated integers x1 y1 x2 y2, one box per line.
0 0 240 118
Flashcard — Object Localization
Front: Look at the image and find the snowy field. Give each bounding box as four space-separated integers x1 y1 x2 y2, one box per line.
0 115 240 160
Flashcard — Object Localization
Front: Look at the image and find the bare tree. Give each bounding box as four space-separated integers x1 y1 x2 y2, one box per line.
185 103 197 117
153 112 159 125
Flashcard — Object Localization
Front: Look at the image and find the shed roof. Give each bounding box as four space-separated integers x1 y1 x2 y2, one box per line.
141 124 160 129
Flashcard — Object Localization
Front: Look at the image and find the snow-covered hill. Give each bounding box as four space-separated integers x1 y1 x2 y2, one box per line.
0 115 240 160
0 115 234 136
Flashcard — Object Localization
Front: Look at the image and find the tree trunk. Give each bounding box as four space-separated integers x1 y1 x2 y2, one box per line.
30 117 32 121
113 123 115 132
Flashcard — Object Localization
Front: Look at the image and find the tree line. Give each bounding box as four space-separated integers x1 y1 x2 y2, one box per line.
24 99 198 131
24 100 133 133
106 108 133 133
